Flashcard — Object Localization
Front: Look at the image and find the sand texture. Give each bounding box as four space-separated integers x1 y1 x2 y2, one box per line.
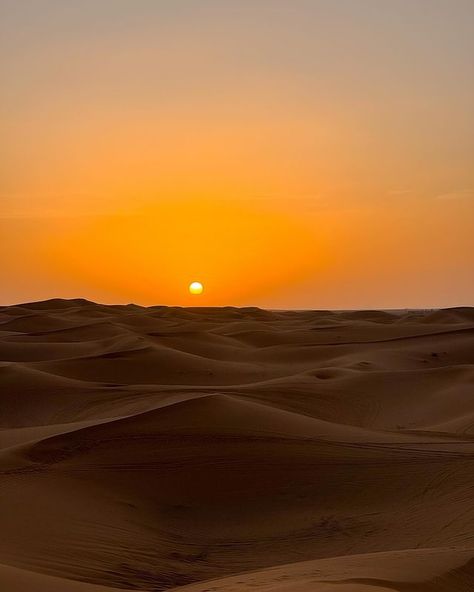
1 299 474 591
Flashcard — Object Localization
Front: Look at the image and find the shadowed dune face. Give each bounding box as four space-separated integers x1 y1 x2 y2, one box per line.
1 300 474 591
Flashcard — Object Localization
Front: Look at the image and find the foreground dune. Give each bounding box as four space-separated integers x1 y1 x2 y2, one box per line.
170 547 474 591
1 299 474 591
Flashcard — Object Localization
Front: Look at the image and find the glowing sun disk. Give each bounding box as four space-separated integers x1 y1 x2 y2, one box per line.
189 281 203 295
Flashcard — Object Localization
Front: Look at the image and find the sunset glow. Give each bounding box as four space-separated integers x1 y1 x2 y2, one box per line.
1 1 473 308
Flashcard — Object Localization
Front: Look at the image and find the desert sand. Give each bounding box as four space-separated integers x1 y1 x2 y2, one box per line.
1 299 474 591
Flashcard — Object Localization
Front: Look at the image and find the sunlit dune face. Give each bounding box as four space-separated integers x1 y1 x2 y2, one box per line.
40 198 325 305
189 281 203 295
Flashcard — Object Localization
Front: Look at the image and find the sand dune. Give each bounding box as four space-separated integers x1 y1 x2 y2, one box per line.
170 547 474 592
1 300 474 590
0 562 129 592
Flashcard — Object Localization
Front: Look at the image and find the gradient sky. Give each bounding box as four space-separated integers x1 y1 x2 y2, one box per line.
1 0 473 308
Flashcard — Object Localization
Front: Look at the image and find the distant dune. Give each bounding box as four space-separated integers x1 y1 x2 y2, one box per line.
1 299 474 591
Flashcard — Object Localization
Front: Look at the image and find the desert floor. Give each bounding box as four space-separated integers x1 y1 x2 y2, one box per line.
1 299 474 591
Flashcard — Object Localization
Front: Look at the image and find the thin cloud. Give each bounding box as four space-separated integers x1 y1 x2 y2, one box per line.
387 189 412 196
436 190 474 201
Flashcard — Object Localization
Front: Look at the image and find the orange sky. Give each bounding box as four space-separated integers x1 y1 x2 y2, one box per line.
1 1 473 308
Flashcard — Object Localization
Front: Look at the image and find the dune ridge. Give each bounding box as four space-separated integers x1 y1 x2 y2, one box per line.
1 299 474 591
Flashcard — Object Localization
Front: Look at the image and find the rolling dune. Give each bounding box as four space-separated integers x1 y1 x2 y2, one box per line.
1 299 474 591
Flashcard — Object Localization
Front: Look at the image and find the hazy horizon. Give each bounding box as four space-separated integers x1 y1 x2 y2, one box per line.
3 295 473 312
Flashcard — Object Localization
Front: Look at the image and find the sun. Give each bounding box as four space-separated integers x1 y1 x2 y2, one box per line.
189 281 204 295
